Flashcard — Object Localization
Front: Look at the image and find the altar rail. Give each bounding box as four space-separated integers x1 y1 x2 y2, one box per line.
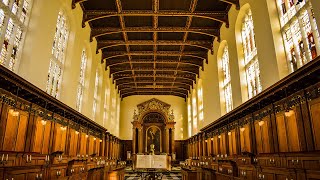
185 56 320 180
0 65 125 179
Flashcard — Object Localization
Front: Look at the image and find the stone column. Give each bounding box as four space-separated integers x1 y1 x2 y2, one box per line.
132 128 136 154
166 128 170 154
139 128 143 153
171 128 175 155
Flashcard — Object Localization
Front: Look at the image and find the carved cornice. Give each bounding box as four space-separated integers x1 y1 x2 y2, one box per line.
133 98 175 123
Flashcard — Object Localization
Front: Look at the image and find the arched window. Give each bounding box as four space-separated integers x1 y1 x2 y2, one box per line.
92 69 99 120
192 89 198 134
76 50 87 112
276 0 319 72
103 86 110 127
187 97 192 137
197 80 204 122
46 11 69 98
0 0 32 71
241 10 262 98
220 45 233 113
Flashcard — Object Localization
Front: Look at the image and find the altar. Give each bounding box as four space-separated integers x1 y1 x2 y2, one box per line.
135 154 169 170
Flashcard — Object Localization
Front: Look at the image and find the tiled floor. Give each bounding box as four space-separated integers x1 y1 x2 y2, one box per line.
125 172 182 180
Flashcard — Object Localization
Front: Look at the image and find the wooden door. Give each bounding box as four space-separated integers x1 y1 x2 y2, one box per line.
0 105 29 152
30 116 52 154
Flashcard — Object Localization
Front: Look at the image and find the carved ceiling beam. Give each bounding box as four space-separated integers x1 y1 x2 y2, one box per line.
91 27 220 38
118 86 190 92
153 0 159 82
84 10 228 24
219 0 240 10
114 0 137 87
116 81 192 87
105 59 203 68
120 90 187 97
72 0 87 9
110 67 199 76
121 91 186 99
97 40 212 51
116 77 193 87
112 74 196 82
102 51 207 61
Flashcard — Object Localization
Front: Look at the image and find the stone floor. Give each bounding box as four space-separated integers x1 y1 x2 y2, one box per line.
124 172 182 180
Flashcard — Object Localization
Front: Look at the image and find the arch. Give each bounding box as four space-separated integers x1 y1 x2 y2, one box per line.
235 3 262 101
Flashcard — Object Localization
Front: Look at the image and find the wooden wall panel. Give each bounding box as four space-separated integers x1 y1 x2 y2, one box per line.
309 98 320 150
79 132 87 155
276 113 289 152
228 130 237 156
286 109 301 152
240 124 251 153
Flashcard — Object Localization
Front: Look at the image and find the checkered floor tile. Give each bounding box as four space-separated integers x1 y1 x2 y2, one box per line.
125 173 182 180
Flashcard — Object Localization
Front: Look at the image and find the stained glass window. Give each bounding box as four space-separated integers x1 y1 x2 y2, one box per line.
187 98 192 137
103 87 110 127
276 0 320 72
92 69 99 120
76 50 87 112
241 10 262 99
46 11 68 98
0 0 32 71
192 90 198 134
197 80 204 122
220 46 233 113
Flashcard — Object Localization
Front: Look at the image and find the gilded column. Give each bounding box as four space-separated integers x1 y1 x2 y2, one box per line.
171 128 175 155
166 128 170 154
132 128 136 154
139 127 143 153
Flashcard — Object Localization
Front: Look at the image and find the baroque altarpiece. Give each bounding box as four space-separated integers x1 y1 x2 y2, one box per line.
131 98 176 155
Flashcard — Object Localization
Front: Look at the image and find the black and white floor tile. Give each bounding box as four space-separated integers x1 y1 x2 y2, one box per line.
125 173 182 180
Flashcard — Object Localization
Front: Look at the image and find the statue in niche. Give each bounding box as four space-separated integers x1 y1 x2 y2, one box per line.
147 126 161 154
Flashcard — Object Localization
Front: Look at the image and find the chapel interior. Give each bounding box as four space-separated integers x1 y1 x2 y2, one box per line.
0 0 320 179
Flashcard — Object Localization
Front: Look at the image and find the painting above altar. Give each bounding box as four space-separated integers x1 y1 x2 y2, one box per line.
146 126 161 153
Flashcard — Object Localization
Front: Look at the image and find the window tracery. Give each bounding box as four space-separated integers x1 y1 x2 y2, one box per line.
276 0 320 72
221 46 233 113
92 69 99 120
241 10 262 98
0 0 31 71
46 11 68 98
76 50 87 112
